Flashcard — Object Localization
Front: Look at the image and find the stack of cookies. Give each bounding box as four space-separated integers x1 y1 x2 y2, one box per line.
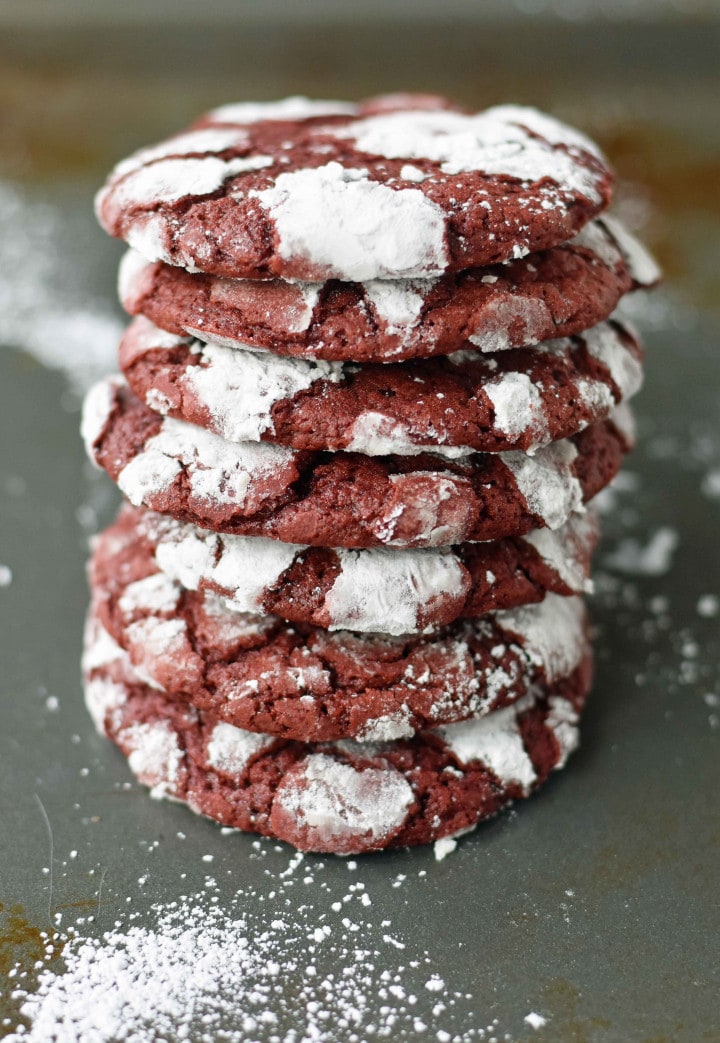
81 95 659 855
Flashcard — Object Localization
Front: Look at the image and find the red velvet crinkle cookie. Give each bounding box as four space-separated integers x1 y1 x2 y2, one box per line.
83 611 591 854
119 314 643 456
82 378 633 548
118 216 658 362
103 503 597 636
89 516 590 742
95 94 614 282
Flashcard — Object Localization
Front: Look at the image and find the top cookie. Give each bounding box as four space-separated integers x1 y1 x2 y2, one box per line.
96 94 614 282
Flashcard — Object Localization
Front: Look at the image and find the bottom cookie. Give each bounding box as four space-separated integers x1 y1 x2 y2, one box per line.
84 610 592 855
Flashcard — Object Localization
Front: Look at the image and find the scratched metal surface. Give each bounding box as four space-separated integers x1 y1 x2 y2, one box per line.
1 17 719 1042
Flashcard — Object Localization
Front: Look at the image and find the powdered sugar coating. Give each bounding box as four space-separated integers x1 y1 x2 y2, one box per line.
437 695 537 791
207 96 356 124
206 722 275 775
111 128 252 181
599 214 662 286
343 106 604 199
135 506 595 635
501 440 583 529
97 94 612 280
484 372 546 443
182 341 343 443
151 520 300 614
91 513 591 741
252 163 449 281
324 547 466 634
80 377 117 456
494 596 585 683
103 154 272 229
120 721 185 798
117 412 295 509
87 378 629 548
82 608 591 851
273 754 415 854
118 216 653 364
121 315 642 457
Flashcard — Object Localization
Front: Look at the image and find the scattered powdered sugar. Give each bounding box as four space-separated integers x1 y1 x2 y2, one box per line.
603 526 679 576
524 1012 548 1031
342 106 603 201
0 182 121 392
251 162 449 281
6 864 508 1043
500 439 583 529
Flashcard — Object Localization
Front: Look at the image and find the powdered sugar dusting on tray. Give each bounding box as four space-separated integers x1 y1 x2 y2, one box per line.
0 182 121 392
6 858 513 1043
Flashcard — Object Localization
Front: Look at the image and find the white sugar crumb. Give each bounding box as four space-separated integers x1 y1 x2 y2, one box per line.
525 1011 548 1030
697 594 719 618
604 526 678 576
434 836 458 861
0 563 12 587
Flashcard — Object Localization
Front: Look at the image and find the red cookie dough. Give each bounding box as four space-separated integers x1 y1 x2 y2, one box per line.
119 314 643 457
95 94 613 282
108 503 597 636
118 216 658 362
82 378 633 549
88 516 591 743
83 611 592 853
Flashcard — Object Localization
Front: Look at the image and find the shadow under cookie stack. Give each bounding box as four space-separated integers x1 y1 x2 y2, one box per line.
81 95 658 856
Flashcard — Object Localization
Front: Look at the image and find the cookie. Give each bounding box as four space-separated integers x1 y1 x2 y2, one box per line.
83 611 591 854
82 377 633 548
95 95 613 282
119 314 643 456
118 216 658 362
108 503 597 635
89 517 590 742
